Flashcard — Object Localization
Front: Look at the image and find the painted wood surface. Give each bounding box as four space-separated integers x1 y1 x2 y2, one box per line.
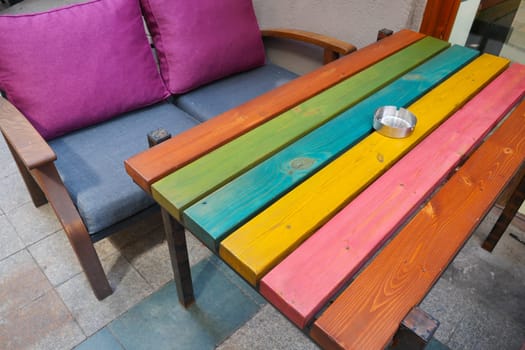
260 63 525 329
183 45 478 250
125 30 425 194
219 54 509 286
152 37 449 221
310 98 525 350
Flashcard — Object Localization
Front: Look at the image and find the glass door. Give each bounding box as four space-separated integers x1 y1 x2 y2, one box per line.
452 0 525 63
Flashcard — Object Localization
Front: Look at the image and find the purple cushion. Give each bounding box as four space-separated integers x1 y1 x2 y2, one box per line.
0 0 169 140
140 0 266 94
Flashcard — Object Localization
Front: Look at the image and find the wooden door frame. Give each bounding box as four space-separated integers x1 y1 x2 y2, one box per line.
420 0 462 40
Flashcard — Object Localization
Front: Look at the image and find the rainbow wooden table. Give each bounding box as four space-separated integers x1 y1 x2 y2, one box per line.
125 29 525 350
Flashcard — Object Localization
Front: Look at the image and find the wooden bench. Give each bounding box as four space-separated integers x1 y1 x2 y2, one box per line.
309 85 525 350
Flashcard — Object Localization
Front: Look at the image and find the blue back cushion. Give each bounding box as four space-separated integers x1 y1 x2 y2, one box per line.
174 63 298 121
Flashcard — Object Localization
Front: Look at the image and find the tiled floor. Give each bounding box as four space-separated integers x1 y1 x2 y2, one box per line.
1 1 525 349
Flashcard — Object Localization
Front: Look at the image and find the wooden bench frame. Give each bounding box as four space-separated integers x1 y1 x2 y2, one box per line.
0 26 355 301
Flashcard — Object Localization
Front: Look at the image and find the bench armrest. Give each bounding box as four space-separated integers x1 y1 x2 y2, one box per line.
0 96 56 169
261 28 357 64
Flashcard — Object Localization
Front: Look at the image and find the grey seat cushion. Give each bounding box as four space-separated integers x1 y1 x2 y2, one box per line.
174 63 298 122
49 102 199 234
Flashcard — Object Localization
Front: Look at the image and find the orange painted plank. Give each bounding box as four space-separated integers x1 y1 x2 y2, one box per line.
124 30 425 193
310 99 525 350
260 63 525 329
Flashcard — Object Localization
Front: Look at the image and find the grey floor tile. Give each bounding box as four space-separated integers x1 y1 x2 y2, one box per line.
0 172 31 213
0 250 85 349
28 230 83 287
217 304 319 350
0 213 24 260
0 288 85 350
122 227 212 290
57 252 153 336
439 238 525 326
121 229 174 291
0 137 17 179
421 229 525 350
74 327 124 350
0 249 52 315
28 218 168 289
446 304 524 350
6 202 61 245
108 258 262 350
93 211 165 258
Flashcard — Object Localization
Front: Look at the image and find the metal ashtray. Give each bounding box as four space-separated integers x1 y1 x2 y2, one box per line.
373 106 417 139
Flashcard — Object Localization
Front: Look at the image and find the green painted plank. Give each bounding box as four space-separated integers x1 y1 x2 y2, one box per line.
183 45 479 250
152 37 450 221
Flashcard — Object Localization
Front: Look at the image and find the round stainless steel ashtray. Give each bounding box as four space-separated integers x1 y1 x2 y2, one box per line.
373 106 417 139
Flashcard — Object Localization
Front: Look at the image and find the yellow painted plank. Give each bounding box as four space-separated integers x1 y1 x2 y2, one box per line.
219 54 510 286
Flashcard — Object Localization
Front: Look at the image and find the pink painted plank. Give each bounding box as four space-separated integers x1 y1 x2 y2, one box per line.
260 63 525 329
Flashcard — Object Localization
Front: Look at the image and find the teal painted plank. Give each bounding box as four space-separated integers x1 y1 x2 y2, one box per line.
183 45 479 250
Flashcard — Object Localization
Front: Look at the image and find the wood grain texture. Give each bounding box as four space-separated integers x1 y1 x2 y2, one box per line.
0 96 56 168
310 98 525 350
125 30 425 194
183 45 478 250
218 54 509 286
259 63 525 329
152 37 449 221
261 28 357 55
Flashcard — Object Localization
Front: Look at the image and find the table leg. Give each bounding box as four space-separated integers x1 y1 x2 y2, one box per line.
390 307 439 350
482 168 525 252
161 208 195 307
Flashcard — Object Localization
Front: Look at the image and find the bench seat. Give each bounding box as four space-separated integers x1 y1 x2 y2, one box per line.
49 102 199 235
48 62 298 237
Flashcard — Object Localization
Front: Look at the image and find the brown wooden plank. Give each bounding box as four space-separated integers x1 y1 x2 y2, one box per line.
124 30 425 194
310 100 525 350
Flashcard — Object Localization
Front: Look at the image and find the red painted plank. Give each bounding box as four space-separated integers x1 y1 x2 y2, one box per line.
259 63 525 328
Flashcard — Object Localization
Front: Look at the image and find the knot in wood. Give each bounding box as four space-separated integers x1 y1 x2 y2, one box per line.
290 157 315 170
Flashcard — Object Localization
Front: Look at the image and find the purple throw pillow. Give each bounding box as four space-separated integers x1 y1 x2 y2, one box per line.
0 0 169 140
140 0 266 94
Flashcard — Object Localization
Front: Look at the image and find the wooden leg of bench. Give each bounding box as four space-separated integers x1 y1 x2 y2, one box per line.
482 169 525 252
32 163 112 300
377 28 394 41
161 208 195 307
390 307 439 350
